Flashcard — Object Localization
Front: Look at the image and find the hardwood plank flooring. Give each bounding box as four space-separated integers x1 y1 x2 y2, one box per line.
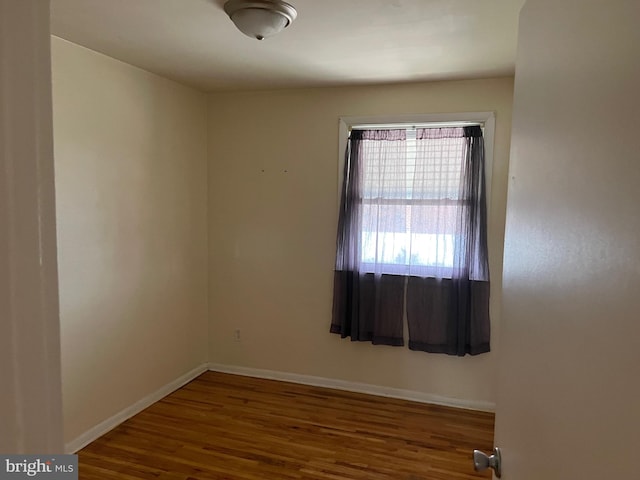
78 372 494 480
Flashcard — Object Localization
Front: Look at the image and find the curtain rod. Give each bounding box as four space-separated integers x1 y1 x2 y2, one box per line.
349 121 483 131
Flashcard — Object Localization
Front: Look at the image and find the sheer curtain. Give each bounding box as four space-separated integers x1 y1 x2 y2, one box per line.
331 130 406 345
331 126 491 356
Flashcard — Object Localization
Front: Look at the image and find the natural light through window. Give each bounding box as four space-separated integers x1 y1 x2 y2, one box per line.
357 128 469 277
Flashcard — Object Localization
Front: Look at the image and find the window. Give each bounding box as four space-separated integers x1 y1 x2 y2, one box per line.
359 128 467 278
331 113 493 356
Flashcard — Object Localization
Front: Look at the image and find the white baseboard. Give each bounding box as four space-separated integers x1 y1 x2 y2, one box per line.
208 363 495 413
65 363 209 454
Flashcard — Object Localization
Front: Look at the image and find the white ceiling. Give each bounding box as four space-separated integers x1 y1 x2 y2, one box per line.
50 0 525 93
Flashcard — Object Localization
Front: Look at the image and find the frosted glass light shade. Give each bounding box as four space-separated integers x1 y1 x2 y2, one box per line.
224 0 297 40
230 8 289 40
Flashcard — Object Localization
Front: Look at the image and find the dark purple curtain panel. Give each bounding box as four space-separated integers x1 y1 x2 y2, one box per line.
331 126 490 355
331 130 406 346
406 126 490 355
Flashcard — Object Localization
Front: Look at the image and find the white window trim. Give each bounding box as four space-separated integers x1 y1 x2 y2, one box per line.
337 112 495 215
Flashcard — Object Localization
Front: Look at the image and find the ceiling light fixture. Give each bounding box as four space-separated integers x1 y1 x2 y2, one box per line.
224 0 297 41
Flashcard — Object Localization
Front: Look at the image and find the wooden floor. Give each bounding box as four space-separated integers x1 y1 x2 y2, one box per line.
78 372 494 480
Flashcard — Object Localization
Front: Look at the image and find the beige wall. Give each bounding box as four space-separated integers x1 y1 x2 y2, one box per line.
495 0 640 477
0 0 63 454
52 37 209 445
207 77 513 405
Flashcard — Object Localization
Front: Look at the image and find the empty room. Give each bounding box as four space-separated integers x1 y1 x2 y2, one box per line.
2 1 638 479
